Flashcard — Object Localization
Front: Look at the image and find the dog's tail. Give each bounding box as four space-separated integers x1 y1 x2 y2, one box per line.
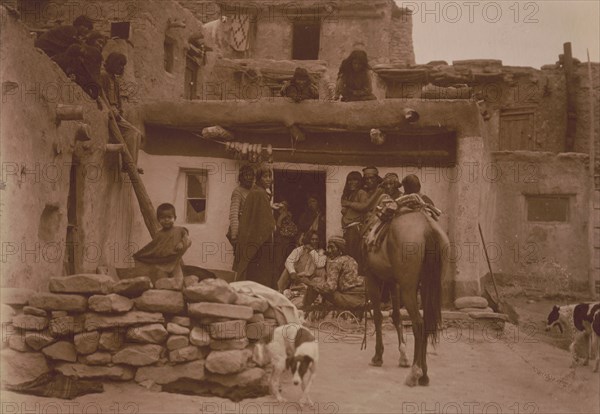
253 341 271 367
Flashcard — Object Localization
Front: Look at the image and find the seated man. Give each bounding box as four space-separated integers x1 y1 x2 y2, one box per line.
277 230 326 297
297 236 365 310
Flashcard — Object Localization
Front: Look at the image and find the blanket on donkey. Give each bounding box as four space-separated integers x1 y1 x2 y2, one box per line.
365 193 443 252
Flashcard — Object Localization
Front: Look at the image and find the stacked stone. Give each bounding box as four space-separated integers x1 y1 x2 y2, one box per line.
1 275 273 399
452 296 509 330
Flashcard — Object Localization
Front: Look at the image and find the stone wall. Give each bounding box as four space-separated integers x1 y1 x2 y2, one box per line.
2 275 274 398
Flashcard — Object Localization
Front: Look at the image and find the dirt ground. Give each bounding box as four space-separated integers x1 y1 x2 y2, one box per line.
2 299 599 414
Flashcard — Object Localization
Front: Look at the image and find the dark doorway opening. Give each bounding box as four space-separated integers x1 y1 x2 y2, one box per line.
273 168 326 247
65 160 82 275
184 54 200 100
292 21 320 60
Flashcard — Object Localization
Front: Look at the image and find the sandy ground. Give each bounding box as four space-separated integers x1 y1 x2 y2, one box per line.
2 314 599 414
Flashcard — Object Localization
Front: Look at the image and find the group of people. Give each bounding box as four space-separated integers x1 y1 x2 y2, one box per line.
36 16 141 171
228 166 327 290
229 163 434 311
281 49 377 102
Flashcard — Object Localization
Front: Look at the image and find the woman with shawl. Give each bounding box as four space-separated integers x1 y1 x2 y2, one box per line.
233 166 277 287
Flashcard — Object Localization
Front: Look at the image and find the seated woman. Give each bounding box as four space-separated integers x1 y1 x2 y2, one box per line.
334 50 377 102
277 230 326 293
297 236 365 310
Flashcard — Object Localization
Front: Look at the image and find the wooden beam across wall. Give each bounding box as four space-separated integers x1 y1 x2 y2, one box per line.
142 98 482 137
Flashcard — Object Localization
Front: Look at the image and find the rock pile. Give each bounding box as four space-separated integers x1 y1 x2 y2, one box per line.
1 275 276 400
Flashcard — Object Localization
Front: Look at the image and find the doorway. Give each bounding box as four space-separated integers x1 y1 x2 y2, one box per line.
64 160 82 275
292 21 320 60
273 168 326 246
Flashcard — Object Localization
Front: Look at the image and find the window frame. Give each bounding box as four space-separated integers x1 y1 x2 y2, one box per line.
183 169 209 225
524 194 571 223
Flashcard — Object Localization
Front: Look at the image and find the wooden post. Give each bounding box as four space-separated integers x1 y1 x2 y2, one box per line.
587 49 598 298
564 42 577 152
102 95 160 238
56 104 84 122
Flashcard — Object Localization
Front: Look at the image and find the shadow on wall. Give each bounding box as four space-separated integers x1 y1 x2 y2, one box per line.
38 204 63 242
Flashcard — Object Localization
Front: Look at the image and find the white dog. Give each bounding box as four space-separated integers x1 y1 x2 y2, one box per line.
258 323 318 405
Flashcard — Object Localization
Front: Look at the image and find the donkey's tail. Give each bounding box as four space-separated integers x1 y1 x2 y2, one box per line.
421 221 449 344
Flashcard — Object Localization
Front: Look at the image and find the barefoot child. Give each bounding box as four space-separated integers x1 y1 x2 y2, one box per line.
132 203 191 284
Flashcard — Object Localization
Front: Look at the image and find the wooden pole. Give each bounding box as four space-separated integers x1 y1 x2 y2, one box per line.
101 94 160 238
587 49 597 297
564 42 577 152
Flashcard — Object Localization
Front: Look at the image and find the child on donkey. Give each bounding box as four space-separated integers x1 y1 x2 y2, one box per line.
132 203 191 285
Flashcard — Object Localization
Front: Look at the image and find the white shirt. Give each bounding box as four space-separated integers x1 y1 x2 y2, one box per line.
285 246 326 274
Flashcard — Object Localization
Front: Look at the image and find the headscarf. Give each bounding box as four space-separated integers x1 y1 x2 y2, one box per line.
328 236 347 254
338 50 370 77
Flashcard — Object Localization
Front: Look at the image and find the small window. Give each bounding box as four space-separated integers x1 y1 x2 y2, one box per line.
526 195 569 222
292 21 320 60
111 22 131 40
164 37 175 73
185 171 208 223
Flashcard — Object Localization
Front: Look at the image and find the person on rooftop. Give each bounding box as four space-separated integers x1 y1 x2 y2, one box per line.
334 50 377 102
35 15 94 58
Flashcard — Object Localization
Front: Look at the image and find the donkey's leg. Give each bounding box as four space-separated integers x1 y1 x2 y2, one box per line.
401 288 423 387
366 276 384 366
390 283 409 367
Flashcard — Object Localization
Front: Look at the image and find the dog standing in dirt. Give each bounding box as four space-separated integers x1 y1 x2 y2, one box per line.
546 302 600 369
255 323 319 405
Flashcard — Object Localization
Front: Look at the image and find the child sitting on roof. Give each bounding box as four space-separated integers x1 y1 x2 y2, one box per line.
280 67 319 102
132 203 192 285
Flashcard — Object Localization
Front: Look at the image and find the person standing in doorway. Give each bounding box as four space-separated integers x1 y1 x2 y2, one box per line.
297 193 326 249
341 171 367 268
234 166 277 287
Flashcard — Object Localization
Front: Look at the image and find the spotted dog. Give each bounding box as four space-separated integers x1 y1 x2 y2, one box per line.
257 323 318 405
546 302 600 368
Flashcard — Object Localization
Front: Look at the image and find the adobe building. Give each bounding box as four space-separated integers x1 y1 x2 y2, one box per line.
1 0 598 304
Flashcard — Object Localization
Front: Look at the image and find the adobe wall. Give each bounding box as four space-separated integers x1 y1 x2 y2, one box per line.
490 152 591 292
133 151 453 272
390 12 415 65
0 10 136 290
